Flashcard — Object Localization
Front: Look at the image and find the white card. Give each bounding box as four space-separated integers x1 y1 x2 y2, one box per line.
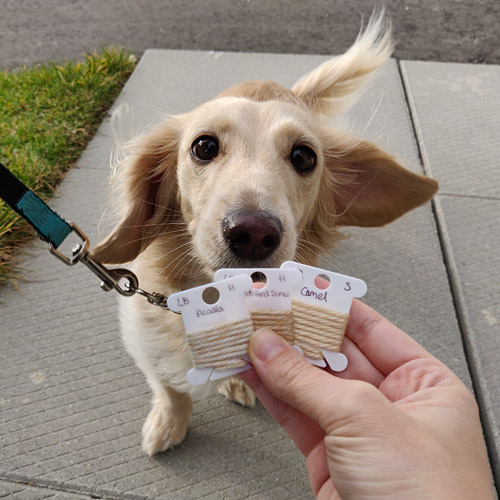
281 261 367 313
281 261 367 372
167 275 254 385
214 268 302 311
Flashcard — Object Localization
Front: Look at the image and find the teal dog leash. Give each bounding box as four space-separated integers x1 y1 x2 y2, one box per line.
0 162 72 248
0 161 172 310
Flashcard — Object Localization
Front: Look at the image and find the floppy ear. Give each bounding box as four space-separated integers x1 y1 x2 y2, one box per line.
291 10 392 115
91 118 181 264
322 136 438 228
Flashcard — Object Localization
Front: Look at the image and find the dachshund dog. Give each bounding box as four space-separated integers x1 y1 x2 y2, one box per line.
92 12 438 455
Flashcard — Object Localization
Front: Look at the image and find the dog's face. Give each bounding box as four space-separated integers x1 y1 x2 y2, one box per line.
176 96 324 273
91 18 438 286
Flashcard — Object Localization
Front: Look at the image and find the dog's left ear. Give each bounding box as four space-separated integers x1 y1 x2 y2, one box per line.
291 11 392 115
322 136 439 227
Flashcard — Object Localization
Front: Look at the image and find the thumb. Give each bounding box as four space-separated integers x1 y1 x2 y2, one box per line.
248 328 390 434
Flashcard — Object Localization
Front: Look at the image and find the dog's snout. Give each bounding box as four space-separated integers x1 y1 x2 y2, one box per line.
222 210 282 260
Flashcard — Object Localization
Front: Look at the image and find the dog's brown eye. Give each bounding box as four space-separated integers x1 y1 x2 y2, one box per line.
191 136 219 162
290 145 316 174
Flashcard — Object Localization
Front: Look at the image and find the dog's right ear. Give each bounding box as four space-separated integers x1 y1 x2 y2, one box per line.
91 118 180 265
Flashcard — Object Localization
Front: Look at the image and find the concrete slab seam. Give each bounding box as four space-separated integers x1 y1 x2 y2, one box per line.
0 476 116 499
399 60 500 494
437 192 500 202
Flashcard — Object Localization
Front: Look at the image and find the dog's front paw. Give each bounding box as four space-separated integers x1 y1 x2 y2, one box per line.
217 376 256 407
141 395 192 456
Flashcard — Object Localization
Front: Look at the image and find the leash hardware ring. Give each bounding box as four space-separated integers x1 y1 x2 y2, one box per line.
130 287 172 311
49 222 89 266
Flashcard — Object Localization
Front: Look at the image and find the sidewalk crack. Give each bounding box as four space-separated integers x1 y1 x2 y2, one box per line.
397 59 500 495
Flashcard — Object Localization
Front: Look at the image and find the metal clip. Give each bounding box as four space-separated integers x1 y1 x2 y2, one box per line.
130 287 171 310
82 259 138 297
49 223 174 310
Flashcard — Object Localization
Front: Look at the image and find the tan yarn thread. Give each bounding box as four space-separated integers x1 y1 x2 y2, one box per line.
186 317 254 370
292 299 349 359
250 310 294 344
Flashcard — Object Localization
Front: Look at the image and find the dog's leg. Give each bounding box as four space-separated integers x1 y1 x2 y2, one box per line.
217 376 256 407
141 381 193 456
118 298 194 455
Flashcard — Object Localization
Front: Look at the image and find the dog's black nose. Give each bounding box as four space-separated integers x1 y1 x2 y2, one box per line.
222 210 282 260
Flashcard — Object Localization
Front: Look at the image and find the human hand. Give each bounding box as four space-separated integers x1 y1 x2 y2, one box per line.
241 300 494 500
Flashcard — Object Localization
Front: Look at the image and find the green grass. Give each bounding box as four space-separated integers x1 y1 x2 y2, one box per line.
0 47 136 284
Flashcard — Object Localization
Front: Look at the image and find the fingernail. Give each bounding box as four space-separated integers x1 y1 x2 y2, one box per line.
251 328 287 362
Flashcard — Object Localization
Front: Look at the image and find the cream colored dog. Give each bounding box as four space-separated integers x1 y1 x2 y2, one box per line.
92 13 438 455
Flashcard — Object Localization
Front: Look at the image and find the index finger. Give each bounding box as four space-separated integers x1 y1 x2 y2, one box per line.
345 300 432 375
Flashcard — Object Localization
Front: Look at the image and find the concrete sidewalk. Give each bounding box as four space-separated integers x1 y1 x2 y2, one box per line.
1 50 499 499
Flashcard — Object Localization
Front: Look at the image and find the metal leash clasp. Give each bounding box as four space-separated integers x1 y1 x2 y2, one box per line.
49 223 172 310
130 287 170 309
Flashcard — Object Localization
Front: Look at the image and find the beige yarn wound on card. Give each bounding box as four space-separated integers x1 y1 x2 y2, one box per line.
291 299 349 359
186 317 254 370
186 301 348 370
250 310 294 344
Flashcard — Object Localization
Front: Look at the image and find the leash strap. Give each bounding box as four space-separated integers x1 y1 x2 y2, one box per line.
0 162 72 248
0 161 172 310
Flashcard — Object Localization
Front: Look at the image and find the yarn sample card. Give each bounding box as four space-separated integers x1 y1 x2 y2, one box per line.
281 261 367 371
214 267 302 344
168 275 254 385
